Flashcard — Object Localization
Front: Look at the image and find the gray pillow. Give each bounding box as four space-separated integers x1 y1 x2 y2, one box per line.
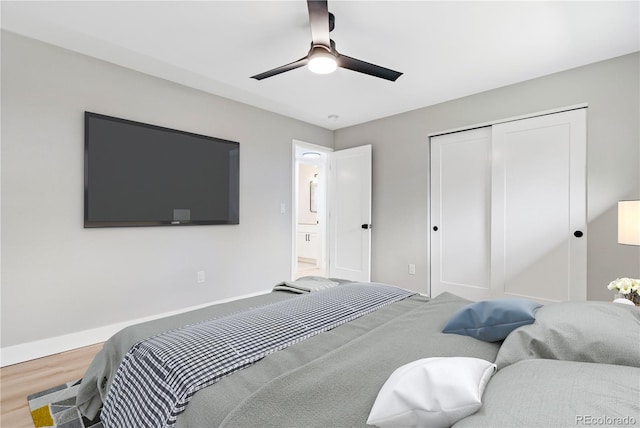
495 301 640 369
453 359 640 428
272 276 343 293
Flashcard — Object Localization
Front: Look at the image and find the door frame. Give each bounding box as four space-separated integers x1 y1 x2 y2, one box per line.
292 140 333 280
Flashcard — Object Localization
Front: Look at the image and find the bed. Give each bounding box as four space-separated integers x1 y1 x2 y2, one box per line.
76 279 640 428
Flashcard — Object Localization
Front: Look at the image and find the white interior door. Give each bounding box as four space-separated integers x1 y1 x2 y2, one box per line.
430 128 492 300
491 109 587 302
329 145 372 282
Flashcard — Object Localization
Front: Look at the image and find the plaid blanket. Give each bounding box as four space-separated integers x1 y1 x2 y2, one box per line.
100 283 415 428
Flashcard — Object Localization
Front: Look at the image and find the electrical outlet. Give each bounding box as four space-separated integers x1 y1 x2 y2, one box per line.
197 270 205 283
408 264 416 275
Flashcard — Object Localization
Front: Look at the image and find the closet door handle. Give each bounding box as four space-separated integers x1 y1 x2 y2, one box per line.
433 226 439 231
361 224 372 229
573 230 583 238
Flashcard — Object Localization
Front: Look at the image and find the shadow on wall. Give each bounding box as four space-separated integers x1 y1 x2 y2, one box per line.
587 203 640 301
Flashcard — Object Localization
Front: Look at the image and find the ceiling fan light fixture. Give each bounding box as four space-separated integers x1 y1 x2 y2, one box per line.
302 151 322 159
308 46 337 74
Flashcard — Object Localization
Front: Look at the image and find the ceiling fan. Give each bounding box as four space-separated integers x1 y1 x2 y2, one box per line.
251 0 403 82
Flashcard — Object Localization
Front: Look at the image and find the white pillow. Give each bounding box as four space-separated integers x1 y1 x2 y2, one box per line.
367 357 496 428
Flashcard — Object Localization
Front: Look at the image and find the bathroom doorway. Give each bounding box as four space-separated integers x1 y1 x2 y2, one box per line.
293 141 330 280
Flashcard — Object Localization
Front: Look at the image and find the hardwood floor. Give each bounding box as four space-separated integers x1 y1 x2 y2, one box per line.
0 343 103 428
294 261 323 279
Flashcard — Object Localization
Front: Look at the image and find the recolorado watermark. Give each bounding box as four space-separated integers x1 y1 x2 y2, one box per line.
576 415 638 426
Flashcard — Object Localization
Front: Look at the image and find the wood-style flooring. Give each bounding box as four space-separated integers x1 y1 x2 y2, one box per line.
294 261 323 279
0 343 103 428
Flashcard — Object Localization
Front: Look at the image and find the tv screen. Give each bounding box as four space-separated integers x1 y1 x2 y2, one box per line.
84 112 239 227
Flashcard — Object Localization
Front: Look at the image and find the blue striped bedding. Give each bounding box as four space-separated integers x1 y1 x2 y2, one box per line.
100 283 415 428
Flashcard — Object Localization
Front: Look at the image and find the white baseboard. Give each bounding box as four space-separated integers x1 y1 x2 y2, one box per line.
0 290 270 367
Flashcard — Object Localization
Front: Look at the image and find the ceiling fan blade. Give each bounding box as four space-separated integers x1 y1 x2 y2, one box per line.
307 0 331 47
337 54 403 82
251 57 309 80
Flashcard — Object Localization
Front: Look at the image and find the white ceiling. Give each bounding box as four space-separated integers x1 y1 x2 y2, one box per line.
2 1 638 130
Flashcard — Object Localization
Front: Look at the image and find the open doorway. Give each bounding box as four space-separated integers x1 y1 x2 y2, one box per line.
292 141 372 282
292 141 331 280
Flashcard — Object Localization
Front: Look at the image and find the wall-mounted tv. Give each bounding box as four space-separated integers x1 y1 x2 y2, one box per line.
84 112 239 228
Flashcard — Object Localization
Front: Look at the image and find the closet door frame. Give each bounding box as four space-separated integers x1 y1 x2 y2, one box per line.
428 104 587 302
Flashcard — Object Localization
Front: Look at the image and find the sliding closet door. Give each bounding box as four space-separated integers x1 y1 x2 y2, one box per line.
491 109 586 302
430 108 587 302
430 127 492 300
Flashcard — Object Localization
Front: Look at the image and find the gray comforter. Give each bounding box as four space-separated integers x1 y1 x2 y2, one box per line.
78 289 500 427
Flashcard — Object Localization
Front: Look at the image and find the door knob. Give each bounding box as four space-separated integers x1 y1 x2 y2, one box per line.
573 230 583 238
433 226 438 231
361 224 372 229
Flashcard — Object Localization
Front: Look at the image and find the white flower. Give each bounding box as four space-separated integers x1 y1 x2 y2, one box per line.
619 282 632 294
607 277 639 295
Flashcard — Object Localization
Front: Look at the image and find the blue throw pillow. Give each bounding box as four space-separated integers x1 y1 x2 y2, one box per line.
442 298 543 342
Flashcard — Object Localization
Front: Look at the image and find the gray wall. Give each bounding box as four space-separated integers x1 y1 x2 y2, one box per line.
2 30 638 352
334 52 640 300
0 31 333 348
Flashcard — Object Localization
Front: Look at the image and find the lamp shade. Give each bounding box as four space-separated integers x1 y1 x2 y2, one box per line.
618 200 640 245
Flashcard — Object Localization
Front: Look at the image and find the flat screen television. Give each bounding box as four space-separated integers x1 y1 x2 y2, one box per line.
84 112 239 227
